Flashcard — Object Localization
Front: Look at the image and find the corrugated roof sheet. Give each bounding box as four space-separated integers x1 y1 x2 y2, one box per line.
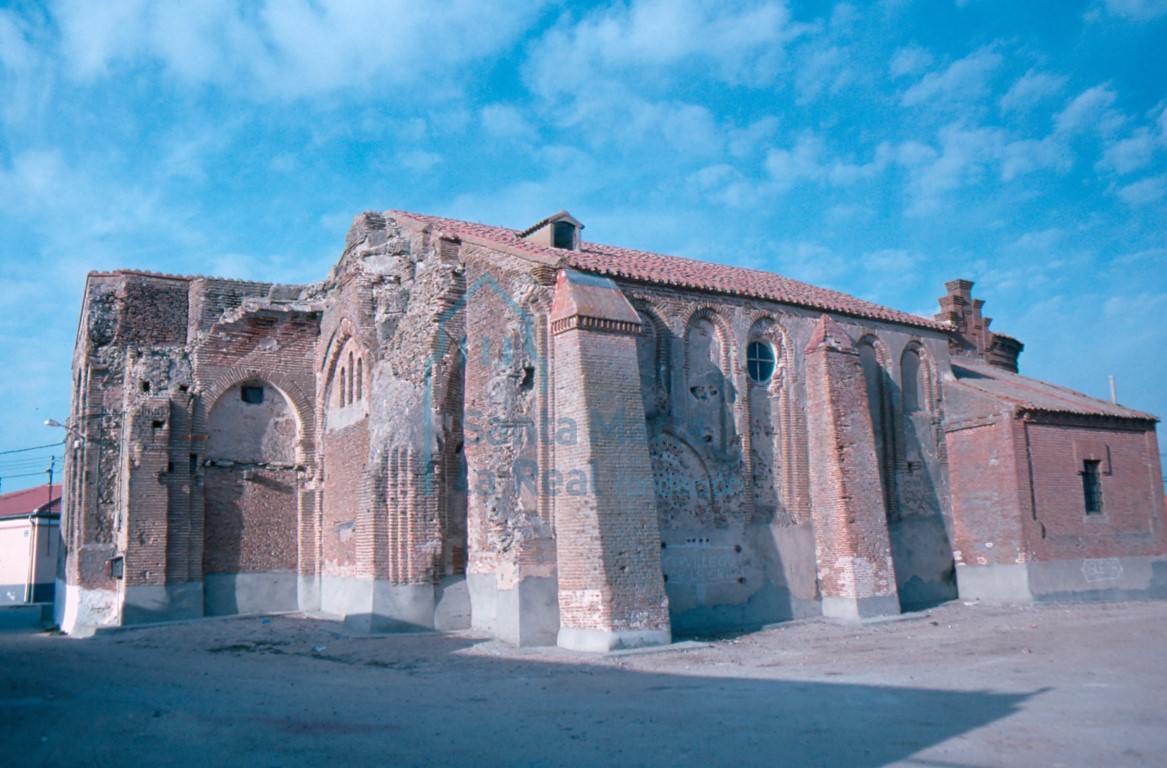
951 360 1156 420
388 210 946 331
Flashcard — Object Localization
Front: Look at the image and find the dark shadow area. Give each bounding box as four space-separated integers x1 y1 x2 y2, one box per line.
0 615 1036 768
0 605 51 631
202 466 247 577
669 580 799 640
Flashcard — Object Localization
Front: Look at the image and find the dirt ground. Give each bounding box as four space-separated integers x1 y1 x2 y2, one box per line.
1 599 1164 767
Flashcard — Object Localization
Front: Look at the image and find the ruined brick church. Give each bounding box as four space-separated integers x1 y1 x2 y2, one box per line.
56 210 1167 647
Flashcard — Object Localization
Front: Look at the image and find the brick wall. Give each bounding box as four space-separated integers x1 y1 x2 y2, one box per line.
203 467 297 573
461 246 555 587
944 420 1029 568
804 316 898 606
1024 420 1166 560
551 270 669 636
321 421 369 578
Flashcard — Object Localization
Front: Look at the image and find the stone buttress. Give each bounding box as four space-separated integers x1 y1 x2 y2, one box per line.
549 269 671 650
804 315 900 621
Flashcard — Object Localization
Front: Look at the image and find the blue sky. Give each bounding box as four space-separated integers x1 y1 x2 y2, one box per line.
1 0 1165 491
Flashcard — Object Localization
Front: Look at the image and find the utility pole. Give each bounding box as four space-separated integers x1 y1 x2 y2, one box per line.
46 456 55 510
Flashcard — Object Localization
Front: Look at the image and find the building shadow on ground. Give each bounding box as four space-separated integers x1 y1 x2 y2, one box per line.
0 618 1037 767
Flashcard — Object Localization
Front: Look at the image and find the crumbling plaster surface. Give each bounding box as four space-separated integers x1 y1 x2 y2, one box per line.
207 384 297 466
459 245 554 589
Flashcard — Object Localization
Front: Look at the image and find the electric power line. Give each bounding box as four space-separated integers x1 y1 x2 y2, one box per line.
0 440 65 455
0 456 63 471
0 470 58 480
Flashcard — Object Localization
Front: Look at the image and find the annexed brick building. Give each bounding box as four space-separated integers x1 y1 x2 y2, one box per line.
55 210 1167 646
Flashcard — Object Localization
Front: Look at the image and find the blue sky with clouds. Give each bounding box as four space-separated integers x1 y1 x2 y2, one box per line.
1 0 1165 490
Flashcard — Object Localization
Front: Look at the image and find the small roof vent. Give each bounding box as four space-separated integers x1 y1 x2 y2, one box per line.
520 211 583 251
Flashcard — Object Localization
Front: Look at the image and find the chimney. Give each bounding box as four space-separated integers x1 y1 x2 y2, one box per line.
936 279 1023 372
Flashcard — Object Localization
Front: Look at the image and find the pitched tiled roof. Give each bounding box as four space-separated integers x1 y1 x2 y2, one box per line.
951 360 1156 420
388 211 946 331
0 484 62 519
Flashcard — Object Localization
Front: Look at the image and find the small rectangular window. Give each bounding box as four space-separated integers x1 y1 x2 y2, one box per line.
241 385 264 404
1082 460 1103 515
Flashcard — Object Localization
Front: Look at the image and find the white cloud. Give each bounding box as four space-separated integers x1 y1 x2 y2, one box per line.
0 150 68 204
1113 246 1166 267
825 203 872 223
481 104 539 142
1117 175 1167 205
888 45 933 79
830 3 860 31
999 70 1067 113
895 122 1068 212
270 153 300 174
1005 228 1063 254
1098 128 1159 173
1103 292 1167 322
1000 136 1070 180
1103 0 1167 20
899 124 1004 213
764 134 825 190
539 81 726 157
400 150 443 174
772 240 846 284
901 48 1002 108
0 10 36 72
862 248 917 272
727 117 781 158
829 143 893 184
50 0 550 99
794 44 852 104
0 10 53 128
896 141 938 167
1054 85 1124 135
764 134 890 190
687 164 758 208
525 0 804 98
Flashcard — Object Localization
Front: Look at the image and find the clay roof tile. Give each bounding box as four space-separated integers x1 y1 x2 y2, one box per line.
386 210 946 331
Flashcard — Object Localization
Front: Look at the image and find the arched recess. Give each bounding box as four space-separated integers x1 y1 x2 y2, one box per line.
318 320 372 584
201 376 304 616
745 316 797 524
857 334 897 521
682 307 734 453
891 340 955 609
650 431 716 529
896 341 943 517
899 341 937 415
320 319 370 419
633 301 671 422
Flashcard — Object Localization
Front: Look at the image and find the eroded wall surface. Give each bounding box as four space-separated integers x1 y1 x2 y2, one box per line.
614 279 955 634
62 210 1164 643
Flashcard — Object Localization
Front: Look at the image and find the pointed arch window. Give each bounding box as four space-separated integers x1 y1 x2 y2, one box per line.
902 348 923 413
347 351 355 406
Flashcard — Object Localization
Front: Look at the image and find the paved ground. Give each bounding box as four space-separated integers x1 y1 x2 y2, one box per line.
1 600 1164 767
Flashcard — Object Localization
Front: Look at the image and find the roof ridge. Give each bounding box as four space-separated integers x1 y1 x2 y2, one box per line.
386 209 946 331
90 269 311 287
952 360 1156 420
